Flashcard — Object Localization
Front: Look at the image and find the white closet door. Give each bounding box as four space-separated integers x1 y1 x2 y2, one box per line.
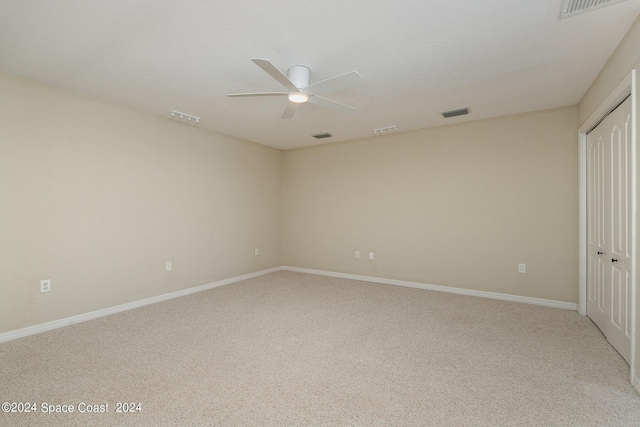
586 95 632 364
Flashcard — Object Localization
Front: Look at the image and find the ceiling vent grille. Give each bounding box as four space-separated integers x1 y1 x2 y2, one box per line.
559 0 628 19
442 108 470 118
312 132 333 139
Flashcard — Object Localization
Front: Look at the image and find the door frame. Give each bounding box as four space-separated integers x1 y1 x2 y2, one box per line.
578 70 636 382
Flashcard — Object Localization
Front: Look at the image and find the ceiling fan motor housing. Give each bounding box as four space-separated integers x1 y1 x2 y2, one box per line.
287 65 310 88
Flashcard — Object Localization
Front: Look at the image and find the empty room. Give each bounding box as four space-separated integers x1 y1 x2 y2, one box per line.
3 1 640 425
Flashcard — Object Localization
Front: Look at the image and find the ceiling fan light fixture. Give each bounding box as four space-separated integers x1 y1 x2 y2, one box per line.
288 92 308 103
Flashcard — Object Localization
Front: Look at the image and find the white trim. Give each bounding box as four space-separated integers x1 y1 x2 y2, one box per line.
0 263 600 344
578 131 588 316
634 374 640 395
577 70 636 384
0 267 282 344
282 266 578 310
579 77 634 134
632 71 638 386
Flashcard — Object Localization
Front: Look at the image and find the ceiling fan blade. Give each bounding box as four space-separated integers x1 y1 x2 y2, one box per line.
226 92 288 97
281 102 298 119
307 95 356 114
252 58 298 91
303 71 363 96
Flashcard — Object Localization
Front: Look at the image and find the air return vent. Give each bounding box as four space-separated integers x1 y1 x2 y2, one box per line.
312 132 333 139
442 108 470 118
559 0 628 19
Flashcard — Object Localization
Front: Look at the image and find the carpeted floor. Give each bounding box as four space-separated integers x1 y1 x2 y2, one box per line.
1 270 639 426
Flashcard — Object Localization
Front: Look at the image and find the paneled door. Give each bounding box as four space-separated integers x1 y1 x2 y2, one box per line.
586 95 632 364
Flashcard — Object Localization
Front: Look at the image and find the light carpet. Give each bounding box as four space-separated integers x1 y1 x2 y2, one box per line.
1 271 639 426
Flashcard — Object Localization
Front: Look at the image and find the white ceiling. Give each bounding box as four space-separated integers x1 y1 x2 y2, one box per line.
1 1 639 150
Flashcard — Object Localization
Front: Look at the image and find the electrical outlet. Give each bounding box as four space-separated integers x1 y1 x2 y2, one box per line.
255 248 260 256
369 252 374 260
40 279 51 293
354 250 360 259
166 261 172 272
518 263 526 273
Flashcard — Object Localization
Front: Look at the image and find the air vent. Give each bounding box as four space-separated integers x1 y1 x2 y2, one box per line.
442 108 470 118
170 110 200 124
559 0 627 19
373 125 398 135
312 133 333 139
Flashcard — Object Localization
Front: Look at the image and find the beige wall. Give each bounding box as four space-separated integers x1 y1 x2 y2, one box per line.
578 17 640 126
283 106 578 303
0 73 282 334
578 14 640 384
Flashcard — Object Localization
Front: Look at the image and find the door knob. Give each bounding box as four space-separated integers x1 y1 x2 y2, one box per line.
597 251 604 255
612 258 618 263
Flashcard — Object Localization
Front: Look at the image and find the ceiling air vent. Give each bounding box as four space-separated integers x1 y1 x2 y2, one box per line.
559 0 628 19
312 132 333 139
442 108 470 118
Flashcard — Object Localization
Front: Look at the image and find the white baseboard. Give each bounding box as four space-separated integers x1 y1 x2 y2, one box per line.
0 267 282 344
282 266 578 311
0 265 579 344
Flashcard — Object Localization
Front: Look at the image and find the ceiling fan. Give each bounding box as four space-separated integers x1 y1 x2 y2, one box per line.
226 59 363 119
